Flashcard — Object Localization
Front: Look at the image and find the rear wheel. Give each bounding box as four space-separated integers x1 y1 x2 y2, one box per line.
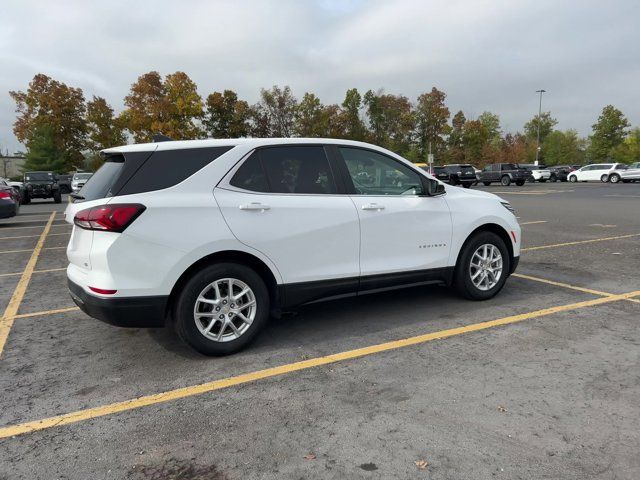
483 182 491 186
454 231 510 300
550 174 557 182
515 180 525 186
53 190 62 203
609 173 621 183
22 192 30 204
539 178 547 182
462 182 472 188
174 263 269 356
600 174 609 183
501 176 511 186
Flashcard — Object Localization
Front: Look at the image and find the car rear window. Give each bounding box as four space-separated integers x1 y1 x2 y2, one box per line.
78 146 233 201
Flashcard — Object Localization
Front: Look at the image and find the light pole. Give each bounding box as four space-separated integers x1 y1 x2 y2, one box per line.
535 89 546 165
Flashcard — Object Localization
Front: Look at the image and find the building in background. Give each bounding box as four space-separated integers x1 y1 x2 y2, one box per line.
0 155 26 179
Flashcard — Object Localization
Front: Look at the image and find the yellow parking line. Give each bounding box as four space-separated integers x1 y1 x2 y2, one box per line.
522 233 640 252
13 307 79 319
0 232 70 240
0 223 69 231
0 267 67 278
520 221 548 225
513 273 640 305
1 289 638 439
0 212 56 357
0 246 65 255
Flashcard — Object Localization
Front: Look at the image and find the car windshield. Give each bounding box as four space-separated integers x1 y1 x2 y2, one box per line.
74 173 92 180
25 172 54 181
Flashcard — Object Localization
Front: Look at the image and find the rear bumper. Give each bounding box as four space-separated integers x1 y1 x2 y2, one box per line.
510 255 519 274
0 201 17 218
68 279 167 328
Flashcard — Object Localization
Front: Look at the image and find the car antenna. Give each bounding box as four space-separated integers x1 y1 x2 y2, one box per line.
152 133 174 143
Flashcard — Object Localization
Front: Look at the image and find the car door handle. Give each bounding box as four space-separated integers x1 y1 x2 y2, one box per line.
361 203 385 211
239 202 271 211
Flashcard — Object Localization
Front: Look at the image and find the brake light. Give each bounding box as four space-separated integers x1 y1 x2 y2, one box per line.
74 204 145 232
0 191 11 199
89 286 117 295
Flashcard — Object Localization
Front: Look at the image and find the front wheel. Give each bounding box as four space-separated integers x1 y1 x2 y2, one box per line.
501 176 511 186
609 173 621 184
174 263 269 356
53 190 62 203
483 182 491 186
462 182 472 188
539 178 547 183
22 192 30 204
454 231 510 300
569 175 577 183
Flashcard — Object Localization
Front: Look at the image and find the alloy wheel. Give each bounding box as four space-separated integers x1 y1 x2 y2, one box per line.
193 278 257 342
469 244 503 291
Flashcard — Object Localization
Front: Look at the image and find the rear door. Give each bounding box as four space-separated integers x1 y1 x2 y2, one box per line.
214 145 360 288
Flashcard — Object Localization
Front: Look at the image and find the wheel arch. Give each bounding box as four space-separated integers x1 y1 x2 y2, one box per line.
166 250 281 322
454 223 515 275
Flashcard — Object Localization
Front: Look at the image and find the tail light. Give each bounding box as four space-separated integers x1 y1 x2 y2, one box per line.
0 191 12 199
74 204 145 232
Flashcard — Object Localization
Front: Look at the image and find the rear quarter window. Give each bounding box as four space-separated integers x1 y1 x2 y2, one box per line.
118 146 233 196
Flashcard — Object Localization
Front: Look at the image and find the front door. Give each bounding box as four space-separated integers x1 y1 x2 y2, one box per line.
336 146 452 280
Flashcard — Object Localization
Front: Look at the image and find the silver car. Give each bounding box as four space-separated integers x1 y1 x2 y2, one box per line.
608 162 640 183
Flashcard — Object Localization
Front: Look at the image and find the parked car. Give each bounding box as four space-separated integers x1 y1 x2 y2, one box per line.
441 164 476 188
547 165 572 182
477 163 533 186
72 172 93 193
22 171 62 204
610 162 640 183
567 163 627 183
430 166 451 183
9 181 25 201
65 138 521 356
0 178 21 218
57 174 72 193
519 164 551 182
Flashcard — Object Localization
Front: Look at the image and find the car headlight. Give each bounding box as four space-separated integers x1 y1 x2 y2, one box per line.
501 201 516 215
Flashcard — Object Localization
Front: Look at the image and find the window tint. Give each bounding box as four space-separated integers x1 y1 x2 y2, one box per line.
230 152 269 192
503 163 517 170
340 147 424 196
119 146 233 196
78 158 125 201
260 146 336 194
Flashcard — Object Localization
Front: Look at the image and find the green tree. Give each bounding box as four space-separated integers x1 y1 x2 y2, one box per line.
163 72 204 139
341 88 367 141
461 120 489 165
294 93 326 137
10 73 87 170
478 111 501 146
609 127 640 163
541 130 585 166
588 105 630 161
22 124 66 172
413 87 450 160
523 112 558 144
204 90 250 138
250 85 298 137
363 90 413 154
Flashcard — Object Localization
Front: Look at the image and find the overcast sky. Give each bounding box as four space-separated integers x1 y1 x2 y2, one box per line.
1 0 638 153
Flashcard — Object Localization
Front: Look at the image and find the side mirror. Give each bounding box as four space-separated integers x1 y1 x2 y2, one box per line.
426 178 446 196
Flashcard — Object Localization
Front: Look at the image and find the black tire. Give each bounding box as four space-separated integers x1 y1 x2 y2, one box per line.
622 179 630 183
549 174 557 182
569 175 577 183
174 263 270 356
515 180 525 186
454 231 510 301
22 192 30 205
53 190 62 203
462 182 472 188
609 173 621 184
600 174 609 183
501 175 511 186
483 182 491 186
539 178 547 183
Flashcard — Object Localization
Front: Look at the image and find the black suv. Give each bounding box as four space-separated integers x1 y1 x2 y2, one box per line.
477 163 533 186
23 171 62 204
441 164 476 188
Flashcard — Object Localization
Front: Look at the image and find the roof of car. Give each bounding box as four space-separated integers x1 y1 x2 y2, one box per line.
102 138 383 154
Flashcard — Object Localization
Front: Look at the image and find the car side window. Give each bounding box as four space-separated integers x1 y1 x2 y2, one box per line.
260 146 336 194
339 147 424 196
229 151 269 192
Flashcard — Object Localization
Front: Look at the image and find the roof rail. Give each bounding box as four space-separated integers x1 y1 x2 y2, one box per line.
152 134 175 143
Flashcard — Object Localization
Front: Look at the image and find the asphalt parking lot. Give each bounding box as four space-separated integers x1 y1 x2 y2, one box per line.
0 183 639 480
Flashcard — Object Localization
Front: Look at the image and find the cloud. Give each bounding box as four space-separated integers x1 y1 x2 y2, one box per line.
1 0 638 153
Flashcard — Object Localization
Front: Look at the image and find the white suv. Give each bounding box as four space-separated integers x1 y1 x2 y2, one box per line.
568 163 627 182
65 139 521 355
